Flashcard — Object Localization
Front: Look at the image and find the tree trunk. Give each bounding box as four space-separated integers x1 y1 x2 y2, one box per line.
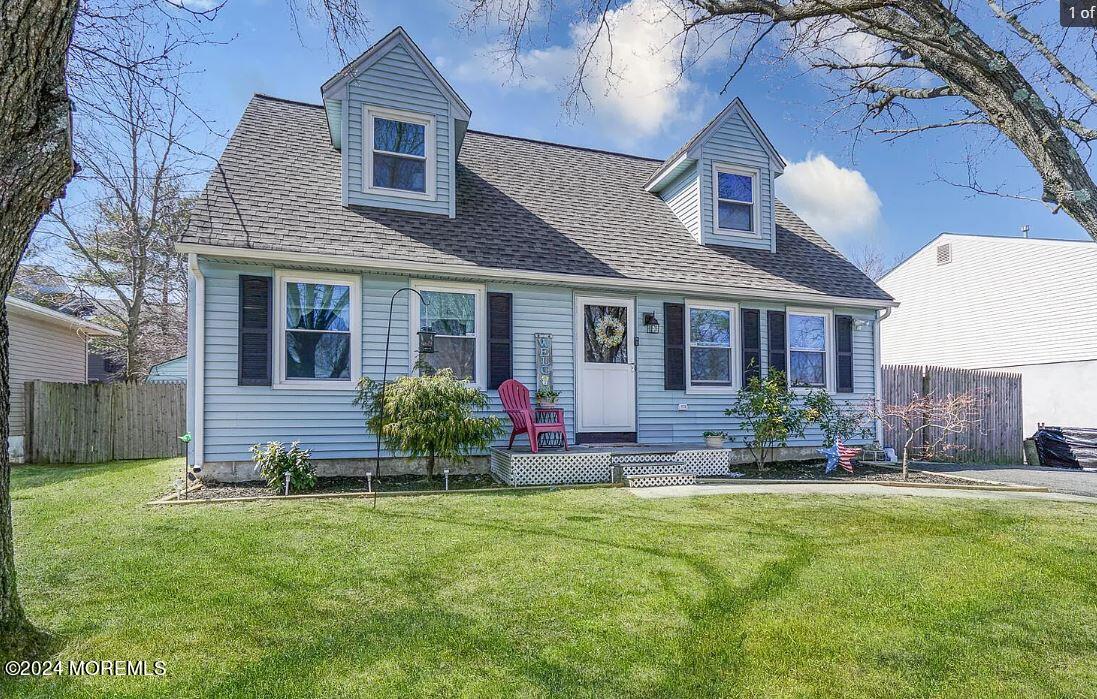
0 0 79 659
426 452 436 481
902 446 909 481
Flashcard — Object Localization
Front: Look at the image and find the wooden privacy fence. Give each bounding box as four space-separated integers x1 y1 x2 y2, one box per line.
880 365 1023 464
25 381 186 464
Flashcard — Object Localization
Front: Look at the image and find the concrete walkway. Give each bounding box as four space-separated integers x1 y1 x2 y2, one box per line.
915 463 1097 498
629 482 1096 504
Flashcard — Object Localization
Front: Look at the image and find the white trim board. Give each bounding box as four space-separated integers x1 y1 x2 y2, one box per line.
362 105 437 201
272 269 362 391
178 244 898 310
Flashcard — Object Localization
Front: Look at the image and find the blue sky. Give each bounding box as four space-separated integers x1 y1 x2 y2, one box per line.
179 0 1089 262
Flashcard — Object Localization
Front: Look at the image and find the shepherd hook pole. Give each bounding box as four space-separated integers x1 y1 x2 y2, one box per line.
377 288 430 487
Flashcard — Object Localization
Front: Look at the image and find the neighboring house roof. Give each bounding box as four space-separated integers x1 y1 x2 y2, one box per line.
5 297 119 337
147 355 187 382
879 232 1097 368
181 95 892 306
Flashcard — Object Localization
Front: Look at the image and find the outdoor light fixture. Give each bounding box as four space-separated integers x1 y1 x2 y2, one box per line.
642 312 660 334
417 327 436 354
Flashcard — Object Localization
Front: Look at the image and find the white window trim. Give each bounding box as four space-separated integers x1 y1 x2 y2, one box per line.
711 162 761 238
363 106 436 201
409 280 487 389
785 307 834 393
272 270 361 390
685 300 740 394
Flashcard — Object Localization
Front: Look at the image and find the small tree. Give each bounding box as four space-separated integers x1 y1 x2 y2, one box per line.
874 391 983 480
803 390 874 447
354 370 503 481
725 371 808 470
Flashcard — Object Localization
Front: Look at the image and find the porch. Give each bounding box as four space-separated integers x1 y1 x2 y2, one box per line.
488 443 738 486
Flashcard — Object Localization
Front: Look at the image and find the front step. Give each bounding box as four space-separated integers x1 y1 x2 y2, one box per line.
619 460 687 477
625 472 697 488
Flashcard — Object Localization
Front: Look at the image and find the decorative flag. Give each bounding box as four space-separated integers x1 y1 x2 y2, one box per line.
818 438 861 474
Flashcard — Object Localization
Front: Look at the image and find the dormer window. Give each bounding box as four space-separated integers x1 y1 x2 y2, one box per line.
365 106 435 199
712 164 759 235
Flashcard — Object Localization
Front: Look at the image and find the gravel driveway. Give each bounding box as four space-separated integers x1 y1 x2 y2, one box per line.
918 463 1097 498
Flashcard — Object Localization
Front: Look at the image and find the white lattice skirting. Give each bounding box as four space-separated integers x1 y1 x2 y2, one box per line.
490 447 731 486
625 473 698 488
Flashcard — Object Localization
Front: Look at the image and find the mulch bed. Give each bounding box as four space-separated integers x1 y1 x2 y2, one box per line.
180 474 500 501
712 460 975 486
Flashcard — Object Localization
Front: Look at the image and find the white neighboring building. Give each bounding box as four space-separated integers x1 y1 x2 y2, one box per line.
878 232 1097 436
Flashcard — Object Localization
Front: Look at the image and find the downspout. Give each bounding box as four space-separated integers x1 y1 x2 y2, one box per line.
874 306 893 445
188 253 205 466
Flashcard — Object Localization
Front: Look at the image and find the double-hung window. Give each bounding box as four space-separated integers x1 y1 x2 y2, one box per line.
411 282 485 385
687 302 737 391
366 107 434 198
787 310 830 389
275 271 361 389
713 164 758 235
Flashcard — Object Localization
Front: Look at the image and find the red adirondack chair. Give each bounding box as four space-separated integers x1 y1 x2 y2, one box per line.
498 379 568 453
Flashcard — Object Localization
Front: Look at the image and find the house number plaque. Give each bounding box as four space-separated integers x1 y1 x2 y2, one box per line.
534 333 554 391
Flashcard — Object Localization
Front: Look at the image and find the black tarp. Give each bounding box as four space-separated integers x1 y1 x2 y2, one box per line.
1033 426 1097 469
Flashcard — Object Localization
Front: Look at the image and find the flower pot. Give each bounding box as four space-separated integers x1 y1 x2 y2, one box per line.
537 401 557 409
705 436 726 448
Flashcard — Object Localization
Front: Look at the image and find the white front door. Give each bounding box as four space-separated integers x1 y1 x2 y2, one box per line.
575 296 636 434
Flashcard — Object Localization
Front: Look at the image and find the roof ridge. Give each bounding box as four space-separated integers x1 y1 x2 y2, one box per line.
465 129 662 163
253 93 324 109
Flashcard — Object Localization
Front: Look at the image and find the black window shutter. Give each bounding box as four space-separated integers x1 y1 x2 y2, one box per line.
835 314 854 393
487 292 513 390
742 309 761 385
238 275 272 386
767 310 786 376
663 303 685 390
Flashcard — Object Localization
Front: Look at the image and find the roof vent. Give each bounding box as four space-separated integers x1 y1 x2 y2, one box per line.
936 243 952 265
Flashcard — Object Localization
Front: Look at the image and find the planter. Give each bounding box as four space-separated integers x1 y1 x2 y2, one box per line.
536 401 558 409
705 436 727 448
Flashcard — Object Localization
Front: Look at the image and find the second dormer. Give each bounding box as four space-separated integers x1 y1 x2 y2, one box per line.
646 99 785 252
321 27 471 218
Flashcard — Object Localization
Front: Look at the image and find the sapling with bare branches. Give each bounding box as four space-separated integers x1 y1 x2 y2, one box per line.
874 390 983 479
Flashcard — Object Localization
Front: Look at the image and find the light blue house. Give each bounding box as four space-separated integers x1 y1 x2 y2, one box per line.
179 27 896 483
147 355 187 384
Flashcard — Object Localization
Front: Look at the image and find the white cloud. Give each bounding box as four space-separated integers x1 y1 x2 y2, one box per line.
455 0 727 143
776 153 882 242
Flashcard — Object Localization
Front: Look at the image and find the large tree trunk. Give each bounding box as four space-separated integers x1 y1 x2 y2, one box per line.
0 0 78 659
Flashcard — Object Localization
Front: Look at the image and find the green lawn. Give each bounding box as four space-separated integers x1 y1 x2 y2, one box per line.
4 458 1096 698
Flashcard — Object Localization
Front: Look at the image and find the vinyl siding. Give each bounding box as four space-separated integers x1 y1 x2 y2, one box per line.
345 43 452 216
635 296 876 446
880 234 1097 368
148 356 187 383
196 260 578 462
8 309 88 436
698 111 775 250
659 165 701 240
193 258 878 463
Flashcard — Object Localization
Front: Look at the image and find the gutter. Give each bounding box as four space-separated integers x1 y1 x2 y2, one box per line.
873 306 893 443
188 254 205 467
177 243 898 310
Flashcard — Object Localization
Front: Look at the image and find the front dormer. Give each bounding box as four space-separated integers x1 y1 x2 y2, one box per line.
646 99 785 252
321 27 471 218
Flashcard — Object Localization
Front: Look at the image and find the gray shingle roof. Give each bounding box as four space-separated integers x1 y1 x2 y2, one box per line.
183 95 892 304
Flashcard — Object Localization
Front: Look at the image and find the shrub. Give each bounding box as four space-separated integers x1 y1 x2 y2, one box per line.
250 441 316 493
354 369 503 480
803 390 873 446
725 370 807 469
